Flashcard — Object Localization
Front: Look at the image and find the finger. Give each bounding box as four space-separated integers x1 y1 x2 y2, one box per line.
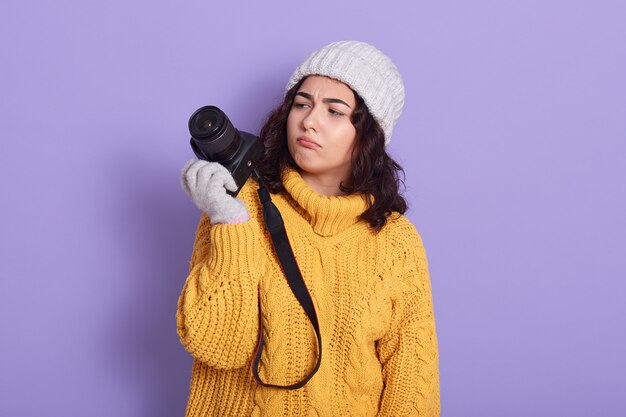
196 162 223 193
220 170 238 192
182 159 196 174
185 160 209 193
180 159 196 195
210 168 237 193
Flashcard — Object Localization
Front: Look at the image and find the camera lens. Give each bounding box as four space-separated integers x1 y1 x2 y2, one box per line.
189 106 240 162
191 107 223 138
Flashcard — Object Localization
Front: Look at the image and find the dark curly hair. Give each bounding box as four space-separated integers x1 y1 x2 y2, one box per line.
257 76 407 231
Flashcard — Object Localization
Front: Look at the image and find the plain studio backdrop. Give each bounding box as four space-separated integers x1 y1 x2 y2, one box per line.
1 1 625 416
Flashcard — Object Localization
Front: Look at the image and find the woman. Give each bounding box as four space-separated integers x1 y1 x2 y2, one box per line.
177 40 440 417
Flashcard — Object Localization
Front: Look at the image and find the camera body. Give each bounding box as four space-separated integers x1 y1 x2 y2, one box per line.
188 105 264 197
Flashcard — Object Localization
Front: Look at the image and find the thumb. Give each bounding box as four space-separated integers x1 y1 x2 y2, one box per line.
212 167 238 192
223 172 238 193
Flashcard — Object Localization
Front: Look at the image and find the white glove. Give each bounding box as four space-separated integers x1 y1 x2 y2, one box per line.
181 160 250 224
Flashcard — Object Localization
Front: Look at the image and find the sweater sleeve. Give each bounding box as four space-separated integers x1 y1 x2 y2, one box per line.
376 224 440 417
176 184 264 370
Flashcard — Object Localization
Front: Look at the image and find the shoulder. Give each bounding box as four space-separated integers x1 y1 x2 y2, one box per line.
379 214 431 289
380 213 426 253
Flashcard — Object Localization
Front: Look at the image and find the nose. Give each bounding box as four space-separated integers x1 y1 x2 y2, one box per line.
302 106 320 132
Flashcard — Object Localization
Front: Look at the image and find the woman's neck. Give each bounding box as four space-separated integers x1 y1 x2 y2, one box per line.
300 171 350 196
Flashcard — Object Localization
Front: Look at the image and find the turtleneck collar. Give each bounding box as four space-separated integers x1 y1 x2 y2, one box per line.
280 168 370 237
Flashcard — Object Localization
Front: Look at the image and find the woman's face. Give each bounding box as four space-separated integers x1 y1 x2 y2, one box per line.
287 75 357 190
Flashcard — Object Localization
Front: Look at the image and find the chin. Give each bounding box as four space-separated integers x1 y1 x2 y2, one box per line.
294 162 323 176
290 152 319 173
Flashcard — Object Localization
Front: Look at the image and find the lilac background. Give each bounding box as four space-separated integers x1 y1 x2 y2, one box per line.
1 0 625 416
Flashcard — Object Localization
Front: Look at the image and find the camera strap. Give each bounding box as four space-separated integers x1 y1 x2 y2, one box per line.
251 180 322 390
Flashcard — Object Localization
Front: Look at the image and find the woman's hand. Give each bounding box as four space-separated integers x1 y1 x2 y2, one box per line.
181 160 250 224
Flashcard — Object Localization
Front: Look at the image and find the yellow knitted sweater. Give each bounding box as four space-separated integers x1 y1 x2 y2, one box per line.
176 168 440 417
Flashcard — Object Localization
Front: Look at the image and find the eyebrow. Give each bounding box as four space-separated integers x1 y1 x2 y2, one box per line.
295 92 352 109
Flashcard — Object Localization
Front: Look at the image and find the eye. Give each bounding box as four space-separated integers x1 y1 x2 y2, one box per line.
293 102 310 109
329 108 345 117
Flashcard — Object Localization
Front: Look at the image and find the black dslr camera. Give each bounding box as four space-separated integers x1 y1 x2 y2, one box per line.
188 106 264 196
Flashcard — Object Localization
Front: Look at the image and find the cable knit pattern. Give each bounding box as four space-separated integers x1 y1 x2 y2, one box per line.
176 168 440 417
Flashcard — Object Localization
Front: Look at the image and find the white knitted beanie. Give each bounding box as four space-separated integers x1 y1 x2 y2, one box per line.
286 40 405 146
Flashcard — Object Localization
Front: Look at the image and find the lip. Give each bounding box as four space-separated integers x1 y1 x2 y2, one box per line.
296 136 321 148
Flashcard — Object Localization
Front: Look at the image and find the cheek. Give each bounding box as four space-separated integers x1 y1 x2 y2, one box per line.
335 126 357 155
286 119 299 159
286 122 296 153
286 112 298 142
